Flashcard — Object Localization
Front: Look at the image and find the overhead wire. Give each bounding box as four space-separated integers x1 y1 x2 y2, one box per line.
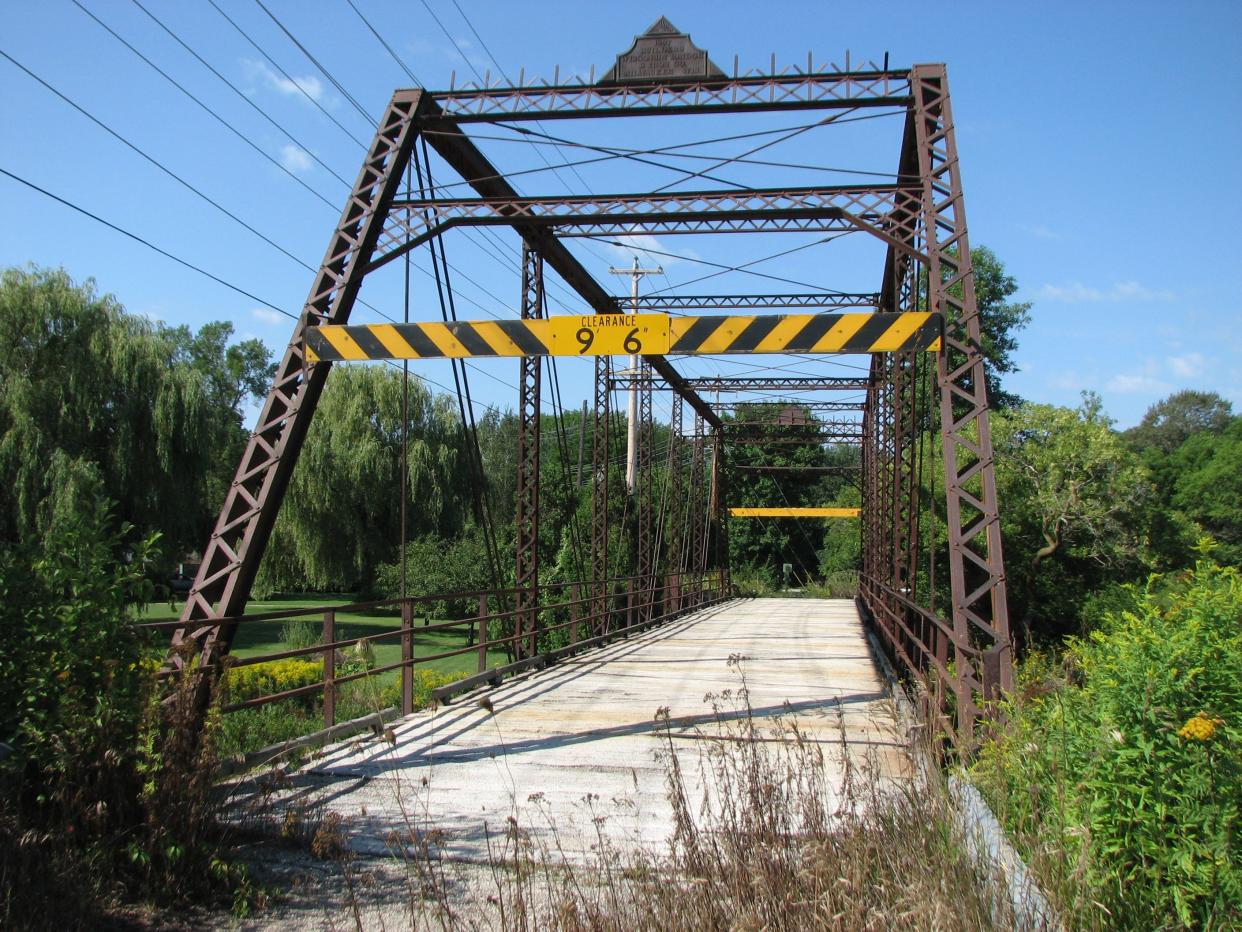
128 0 354 187
69 0 339 211
0 166 293 318
587 233 853 294
0 48 316 276
412 138 505 593
82 0 518 343
207 0 370 149
252 0 376 124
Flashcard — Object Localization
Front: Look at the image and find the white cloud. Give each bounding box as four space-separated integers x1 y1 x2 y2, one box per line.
1168 352 1205 378
1037 280 1176 303
279 144 313 173
1048 370 1093 392
1107 373 1172 394
1022 223 1058 240
242 59 326 102
601 233 693 268
251 307 286 326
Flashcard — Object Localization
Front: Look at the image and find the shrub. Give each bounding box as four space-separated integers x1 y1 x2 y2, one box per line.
974 559 1242 928
0 499 246 925
802 570 859 599
279 618 319 651
730 563 776 597
226 658 323 705
375 531 492 619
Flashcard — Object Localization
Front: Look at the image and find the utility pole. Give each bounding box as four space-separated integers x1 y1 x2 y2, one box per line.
608 256 662 493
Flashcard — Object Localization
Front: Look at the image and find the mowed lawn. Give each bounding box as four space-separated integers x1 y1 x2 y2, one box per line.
141 596 510 677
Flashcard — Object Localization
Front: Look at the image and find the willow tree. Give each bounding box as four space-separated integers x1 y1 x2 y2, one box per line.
0 266 262 559
256 365 470 594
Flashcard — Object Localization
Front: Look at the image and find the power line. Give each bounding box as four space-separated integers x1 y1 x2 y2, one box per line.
128 0 354 187
343 0 421 86
1 166 294 318
0 48 317 276
69 0 339 211
207 0 369 149
586 233 851 294
252 0 376 125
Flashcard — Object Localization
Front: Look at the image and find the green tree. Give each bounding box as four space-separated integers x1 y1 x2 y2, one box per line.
926 246 1031 408
1170 418 1242 564
0 266 268 562
724 404 858 585
1126 389 1233 453
1124 390 1236 568
968 245 1032 409
256 365 469 594
990 394 1157 641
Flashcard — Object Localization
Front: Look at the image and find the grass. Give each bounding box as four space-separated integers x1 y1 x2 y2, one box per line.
142 596 510 676
143 596 513 759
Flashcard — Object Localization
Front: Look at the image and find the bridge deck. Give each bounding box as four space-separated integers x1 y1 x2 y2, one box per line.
259 597 906 861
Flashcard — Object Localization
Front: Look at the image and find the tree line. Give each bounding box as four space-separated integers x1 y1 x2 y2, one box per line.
2 260 1238 643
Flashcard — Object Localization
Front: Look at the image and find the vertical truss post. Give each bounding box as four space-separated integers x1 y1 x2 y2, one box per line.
590 355 611 635
689 413 708 588
914 64 1013 739
636 359 655 623
665 393 685 614
876 353 897 622
515 244 543 659
890 348 919 663
168 90 425 674
711 427 729 595
861 369 877 611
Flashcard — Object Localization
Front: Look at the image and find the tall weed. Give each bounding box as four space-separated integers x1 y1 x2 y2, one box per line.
974 558 1242 928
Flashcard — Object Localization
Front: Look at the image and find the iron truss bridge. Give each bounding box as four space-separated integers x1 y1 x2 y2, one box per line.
169 18 1012 752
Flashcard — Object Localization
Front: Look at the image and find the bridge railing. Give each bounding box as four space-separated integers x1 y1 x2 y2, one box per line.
136 570 729 738
858 574 988 748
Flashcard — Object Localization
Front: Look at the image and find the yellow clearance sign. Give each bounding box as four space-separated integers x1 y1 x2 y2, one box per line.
549 314 669 356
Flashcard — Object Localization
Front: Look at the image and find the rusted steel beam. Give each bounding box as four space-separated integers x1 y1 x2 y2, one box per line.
168 89 428 671
620 293 880 311
675 376 871 392
370 185 917 268
420 107 721 430
590 355 610 635
913 64 1012 724
515 245 543 659
426 69 911 122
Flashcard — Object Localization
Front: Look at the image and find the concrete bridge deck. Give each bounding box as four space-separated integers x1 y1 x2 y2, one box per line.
250 597 907 862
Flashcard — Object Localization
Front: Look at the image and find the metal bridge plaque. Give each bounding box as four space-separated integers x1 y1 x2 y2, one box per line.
601 17 725 84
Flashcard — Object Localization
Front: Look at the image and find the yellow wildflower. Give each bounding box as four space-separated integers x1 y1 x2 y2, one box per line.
1178 713 1224 742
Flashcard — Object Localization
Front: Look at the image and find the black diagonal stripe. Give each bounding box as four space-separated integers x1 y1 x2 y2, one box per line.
304 329 341 361
842 313 904 352
781 314 843 352
347 326 394 360
445 321 495 357
495 319 549 355
671 316 727 352
725 316 784 353
396 324 444 358
911 315 943 351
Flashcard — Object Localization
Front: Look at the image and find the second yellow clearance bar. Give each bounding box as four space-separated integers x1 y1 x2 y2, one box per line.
728 507 861 518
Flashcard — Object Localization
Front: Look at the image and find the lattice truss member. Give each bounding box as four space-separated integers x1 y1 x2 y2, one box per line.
170 17 1011 747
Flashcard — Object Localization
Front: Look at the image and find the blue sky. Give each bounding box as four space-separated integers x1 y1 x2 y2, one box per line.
2 0 1239 429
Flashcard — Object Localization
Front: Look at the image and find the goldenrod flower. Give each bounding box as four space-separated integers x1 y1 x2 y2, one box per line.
1178 713 1223 742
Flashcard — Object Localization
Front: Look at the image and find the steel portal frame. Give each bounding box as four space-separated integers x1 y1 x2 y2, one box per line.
169 50 1010 748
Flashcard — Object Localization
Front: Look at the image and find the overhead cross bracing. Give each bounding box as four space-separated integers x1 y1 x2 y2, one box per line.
169 17 1012 751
